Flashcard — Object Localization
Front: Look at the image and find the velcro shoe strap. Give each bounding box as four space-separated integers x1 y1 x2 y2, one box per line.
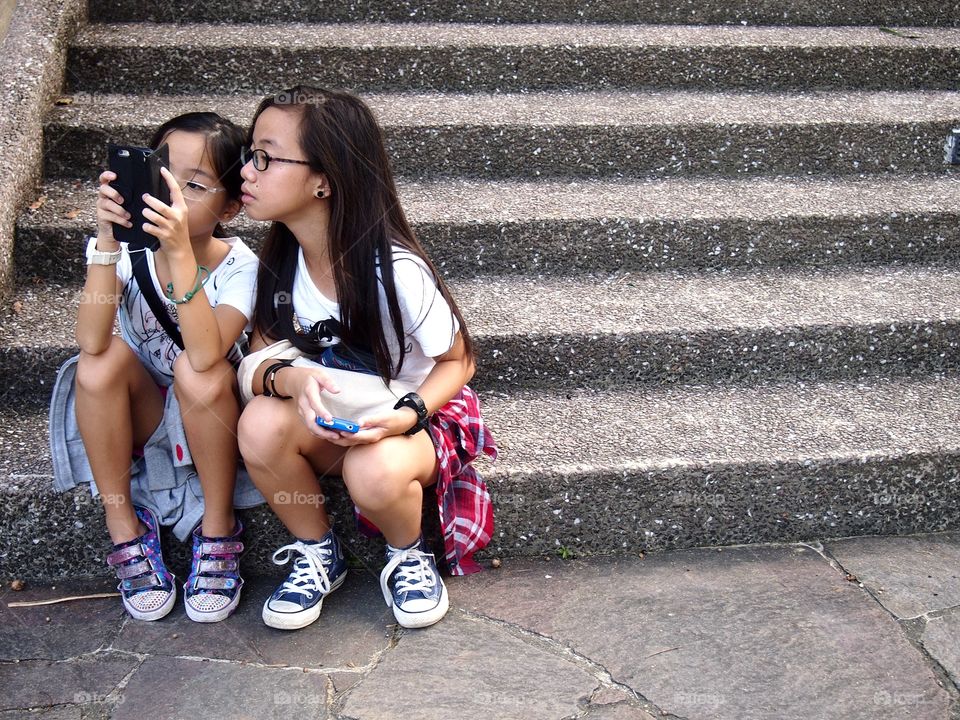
121 573 162 591
107 544 145 566
115 558 154 579
193 576 238 590
200 541 243 555
198 558 237 573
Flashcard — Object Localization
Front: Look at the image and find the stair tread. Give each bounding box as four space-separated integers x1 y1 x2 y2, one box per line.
4 374 960 485
4 266 960 349
74 22 960 49
48 89 960 127
19 176 960 231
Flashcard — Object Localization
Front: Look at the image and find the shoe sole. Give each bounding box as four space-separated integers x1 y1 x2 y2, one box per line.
261 570 347 630
392 583 449 629
185 586 243 624
122 579 177 622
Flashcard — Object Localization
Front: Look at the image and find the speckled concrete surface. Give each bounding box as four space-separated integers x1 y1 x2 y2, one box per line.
2 375 960 578
66 24 960 93
42 91 960 179
0 0 86 301
15 175 960 281
3 266 960 407
86 0 960 26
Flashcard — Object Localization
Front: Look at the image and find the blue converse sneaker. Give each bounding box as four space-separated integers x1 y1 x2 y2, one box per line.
105 505 176 621
379 535 449 629
262 529 348 630
183 519 245 623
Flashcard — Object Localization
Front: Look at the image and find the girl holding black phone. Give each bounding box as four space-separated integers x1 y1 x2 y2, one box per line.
49 113 259 623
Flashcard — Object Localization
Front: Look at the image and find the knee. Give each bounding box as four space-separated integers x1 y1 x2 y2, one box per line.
238 397 294 467
342 444 410 512
173 354 235 407
76 336 136 394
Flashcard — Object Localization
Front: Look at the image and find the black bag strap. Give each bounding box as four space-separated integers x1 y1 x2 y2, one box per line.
130 250 184 350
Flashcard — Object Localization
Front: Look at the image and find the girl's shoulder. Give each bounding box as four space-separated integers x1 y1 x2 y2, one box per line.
214 236 259 271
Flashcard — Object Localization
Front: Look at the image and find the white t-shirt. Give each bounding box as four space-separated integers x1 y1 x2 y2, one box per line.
85 236 260 386
291 245 460 386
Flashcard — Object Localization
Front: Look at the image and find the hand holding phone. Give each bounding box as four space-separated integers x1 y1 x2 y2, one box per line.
316 416 360 434
107 143 170 251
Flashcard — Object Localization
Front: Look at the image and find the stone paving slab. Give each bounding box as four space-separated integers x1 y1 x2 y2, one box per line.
826 532 960 618
111 573 393 671
0 576 122 661
451 546 954 720
921 607 960 691
0 652 137 712
340 611 604 720
113 657 329 720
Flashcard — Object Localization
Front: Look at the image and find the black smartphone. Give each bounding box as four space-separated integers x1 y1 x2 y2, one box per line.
107 143 170 251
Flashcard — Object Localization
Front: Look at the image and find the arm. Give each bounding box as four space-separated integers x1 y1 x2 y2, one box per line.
141 167 232 371
76 171 127 355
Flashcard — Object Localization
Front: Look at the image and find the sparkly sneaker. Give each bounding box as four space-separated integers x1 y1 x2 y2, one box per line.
379 535 449 629
106 505 176 621
262 530 348 630
183 519 245 623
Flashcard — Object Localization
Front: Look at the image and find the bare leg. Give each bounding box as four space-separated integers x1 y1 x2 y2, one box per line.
74 336 165 544
341 432 439 549
173 354 242 537
238 396 348 540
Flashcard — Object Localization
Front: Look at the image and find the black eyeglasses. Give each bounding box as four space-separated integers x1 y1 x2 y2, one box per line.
241 147 311 172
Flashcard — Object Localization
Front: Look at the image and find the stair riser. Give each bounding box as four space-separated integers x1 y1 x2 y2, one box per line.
43 122 958 180
87 0 959 26
65 46 960 94
15 214 960 282
486 453 960 558
4 451 958 580
4 322 959 411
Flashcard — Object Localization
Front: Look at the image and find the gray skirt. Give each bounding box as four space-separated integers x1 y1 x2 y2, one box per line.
48 354 265 541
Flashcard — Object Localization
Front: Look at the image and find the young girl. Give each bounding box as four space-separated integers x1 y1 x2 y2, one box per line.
236 86 497 631
51 113 259 622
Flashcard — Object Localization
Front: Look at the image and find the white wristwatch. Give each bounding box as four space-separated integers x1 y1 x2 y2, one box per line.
87 247 122 266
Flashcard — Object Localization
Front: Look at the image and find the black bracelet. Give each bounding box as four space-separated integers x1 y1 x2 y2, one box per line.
262 360 293 399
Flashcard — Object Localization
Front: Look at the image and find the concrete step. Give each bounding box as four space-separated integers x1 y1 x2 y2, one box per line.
67 23 960 93
3 266 960 409
15 175 960 282
43 90 960 179
86 0 960 27
3 374 959 579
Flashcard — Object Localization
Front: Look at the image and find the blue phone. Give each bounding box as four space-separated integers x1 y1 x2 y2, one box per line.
316 416 360 434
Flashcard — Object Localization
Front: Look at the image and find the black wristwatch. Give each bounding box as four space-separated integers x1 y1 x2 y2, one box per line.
394 392 430 435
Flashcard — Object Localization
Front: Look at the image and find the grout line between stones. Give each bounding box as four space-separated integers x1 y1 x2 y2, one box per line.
457 607 689 720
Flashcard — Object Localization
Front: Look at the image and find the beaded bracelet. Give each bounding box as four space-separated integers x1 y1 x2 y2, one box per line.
165 265 210 305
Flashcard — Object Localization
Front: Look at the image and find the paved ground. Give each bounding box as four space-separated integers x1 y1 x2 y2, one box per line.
2 532 959 720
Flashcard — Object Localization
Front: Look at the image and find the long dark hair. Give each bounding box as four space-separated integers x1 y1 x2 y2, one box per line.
250 86 474 381
148 112 245 237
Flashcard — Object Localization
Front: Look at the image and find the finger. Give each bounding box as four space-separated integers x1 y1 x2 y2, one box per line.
309 371 340 395
141 191 171 214
98 198 132 224
99 170 117 184
98 183 126 206
160 166 187 208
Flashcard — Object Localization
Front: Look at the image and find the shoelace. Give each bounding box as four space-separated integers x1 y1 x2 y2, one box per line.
271 540 334 598
379 546 437 607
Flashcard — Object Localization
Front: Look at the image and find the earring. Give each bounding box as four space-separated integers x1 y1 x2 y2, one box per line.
315 190 325 198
